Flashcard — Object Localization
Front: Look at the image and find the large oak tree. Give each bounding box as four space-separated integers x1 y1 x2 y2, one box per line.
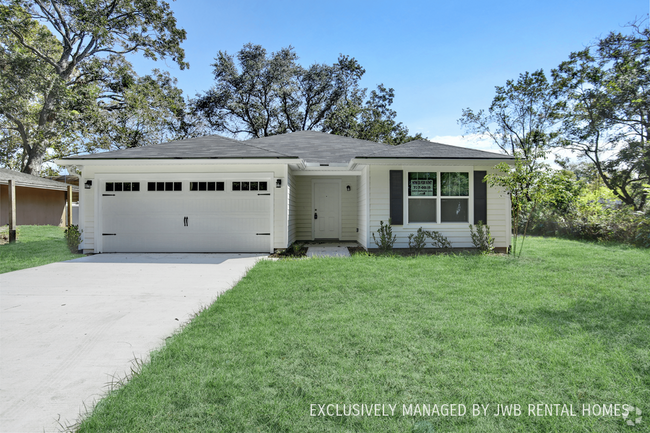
0 0 189 175
552 21 649 210
194 44 423 144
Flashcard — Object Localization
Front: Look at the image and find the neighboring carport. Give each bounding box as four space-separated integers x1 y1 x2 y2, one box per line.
0 167 78 228
0 253 265 433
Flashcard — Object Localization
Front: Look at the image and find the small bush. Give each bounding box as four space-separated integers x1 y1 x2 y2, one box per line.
428 230 452 251
634 215 650 248
408 227 428 255
469 221 495 253
63 225 82 253
276 242 307 258
372 219 396 253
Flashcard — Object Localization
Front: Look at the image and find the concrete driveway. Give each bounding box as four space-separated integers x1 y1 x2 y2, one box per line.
0 253 266 433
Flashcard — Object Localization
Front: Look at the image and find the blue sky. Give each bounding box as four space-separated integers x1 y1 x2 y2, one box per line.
129 0 648 150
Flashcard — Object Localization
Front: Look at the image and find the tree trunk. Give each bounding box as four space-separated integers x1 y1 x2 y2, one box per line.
23 139 46 176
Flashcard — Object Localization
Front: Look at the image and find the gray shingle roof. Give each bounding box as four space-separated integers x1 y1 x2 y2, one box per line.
0 168 79 192
357 140 515 160
65 135 297 160
60 131 513 163
246 131 393 164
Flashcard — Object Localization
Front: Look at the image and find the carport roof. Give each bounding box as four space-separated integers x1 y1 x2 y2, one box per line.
0 168 79 192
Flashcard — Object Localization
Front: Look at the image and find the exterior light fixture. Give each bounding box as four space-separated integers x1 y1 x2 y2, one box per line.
346 185 351 192
84 180 92 189
276 179 282 188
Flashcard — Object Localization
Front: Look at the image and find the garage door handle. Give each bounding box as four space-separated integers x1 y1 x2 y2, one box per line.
256 233 270 236
102 194 115 197
102 233 116 236
184 216 188 227
258 193 270 196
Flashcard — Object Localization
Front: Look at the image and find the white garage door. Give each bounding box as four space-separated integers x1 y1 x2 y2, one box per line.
99 177 272 253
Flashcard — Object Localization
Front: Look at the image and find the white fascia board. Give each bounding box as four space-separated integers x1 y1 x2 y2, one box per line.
349 158 515 167
54 158 302 167
292 166 363 176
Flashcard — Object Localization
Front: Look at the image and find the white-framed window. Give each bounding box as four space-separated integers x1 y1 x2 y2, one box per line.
407 172 437 223
407 171 469 224
440 172 469 223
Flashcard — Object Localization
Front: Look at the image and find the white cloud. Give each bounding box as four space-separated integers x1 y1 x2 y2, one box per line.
427 134 585 169
428 134 503 154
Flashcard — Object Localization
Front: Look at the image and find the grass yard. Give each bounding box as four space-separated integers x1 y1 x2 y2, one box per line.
0 225 82 274
77 237 649 432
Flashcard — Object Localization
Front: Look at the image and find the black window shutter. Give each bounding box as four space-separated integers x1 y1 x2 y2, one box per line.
474 171 487 224
389 170 403 225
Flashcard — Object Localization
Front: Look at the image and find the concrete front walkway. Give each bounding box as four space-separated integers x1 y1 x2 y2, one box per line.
0 253 265 433
305 241 356 258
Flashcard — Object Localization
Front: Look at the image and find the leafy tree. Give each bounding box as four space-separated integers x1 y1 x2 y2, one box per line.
552 20 649 211
81 66 205 151
486 159 575 257
0 0 189 175
325 84 425 144
459 70 563 173
194 44 422 144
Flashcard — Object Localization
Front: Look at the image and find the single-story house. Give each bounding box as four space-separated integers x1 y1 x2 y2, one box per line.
0 168 79 227
55 131 514 254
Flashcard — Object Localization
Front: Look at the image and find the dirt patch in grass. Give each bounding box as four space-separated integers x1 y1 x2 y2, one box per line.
269 245 308 258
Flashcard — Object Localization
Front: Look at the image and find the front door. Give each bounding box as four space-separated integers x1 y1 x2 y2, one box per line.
313 180 340 239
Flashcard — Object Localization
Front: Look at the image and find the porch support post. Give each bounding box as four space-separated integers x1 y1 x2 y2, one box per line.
67 185 73 227
8 179 16 243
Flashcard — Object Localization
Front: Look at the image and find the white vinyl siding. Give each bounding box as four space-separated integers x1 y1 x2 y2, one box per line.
287 170 297 246
80 176 95 253
357 165 369 248
367 164 511 250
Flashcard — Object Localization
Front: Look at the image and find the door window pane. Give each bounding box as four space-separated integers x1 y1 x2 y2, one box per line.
106 182 114 192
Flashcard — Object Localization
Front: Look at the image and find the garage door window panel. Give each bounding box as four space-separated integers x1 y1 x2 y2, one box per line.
149 182 180 192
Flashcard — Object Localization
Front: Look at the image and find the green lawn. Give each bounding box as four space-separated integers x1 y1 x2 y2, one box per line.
0 225 82 274
77 237 649 432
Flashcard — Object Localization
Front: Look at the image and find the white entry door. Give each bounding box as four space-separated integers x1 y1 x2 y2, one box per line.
313 180 340 239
